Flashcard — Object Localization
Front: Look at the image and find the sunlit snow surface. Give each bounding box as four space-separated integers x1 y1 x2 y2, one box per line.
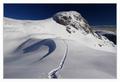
4 11 116 78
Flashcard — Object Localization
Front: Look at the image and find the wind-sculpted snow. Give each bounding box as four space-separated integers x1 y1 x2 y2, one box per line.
4 38 69 78
23 39 56 61
4 11 116 78
4 38 56 63
4 38 116 78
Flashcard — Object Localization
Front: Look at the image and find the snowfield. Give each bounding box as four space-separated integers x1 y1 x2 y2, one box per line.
4 11 116 78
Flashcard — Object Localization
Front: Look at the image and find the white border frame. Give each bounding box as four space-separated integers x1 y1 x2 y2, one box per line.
1 0 120 82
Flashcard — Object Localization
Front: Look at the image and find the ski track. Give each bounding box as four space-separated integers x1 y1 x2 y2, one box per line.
4 11 116 78
48 40 68 79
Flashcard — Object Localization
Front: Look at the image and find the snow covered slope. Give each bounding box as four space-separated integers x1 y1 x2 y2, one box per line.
95 30 116 44
4 11 116 78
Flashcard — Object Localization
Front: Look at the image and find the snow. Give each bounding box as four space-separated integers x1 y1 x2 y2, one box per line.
3 11 116 78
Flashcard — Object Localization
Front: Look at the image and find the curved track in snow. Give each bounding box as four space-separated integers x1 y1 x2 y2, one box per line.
48 40 68 78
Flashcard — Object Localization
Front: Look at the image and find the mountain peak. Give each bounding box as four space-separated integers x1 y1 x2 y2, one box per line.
53 11 95 35
53 11 82 25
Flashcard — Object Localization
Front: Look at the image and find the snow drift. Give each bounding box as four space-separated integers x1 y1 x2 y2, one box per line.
4 11 116 78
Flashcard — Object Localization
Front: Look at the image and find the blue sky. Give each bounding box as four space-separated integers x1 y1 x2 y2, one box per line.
4 4 116 25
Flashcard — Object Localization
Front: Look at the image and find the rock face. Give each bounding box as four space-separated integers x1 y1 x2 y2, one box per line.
53 11 95 35
3 11 116 78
